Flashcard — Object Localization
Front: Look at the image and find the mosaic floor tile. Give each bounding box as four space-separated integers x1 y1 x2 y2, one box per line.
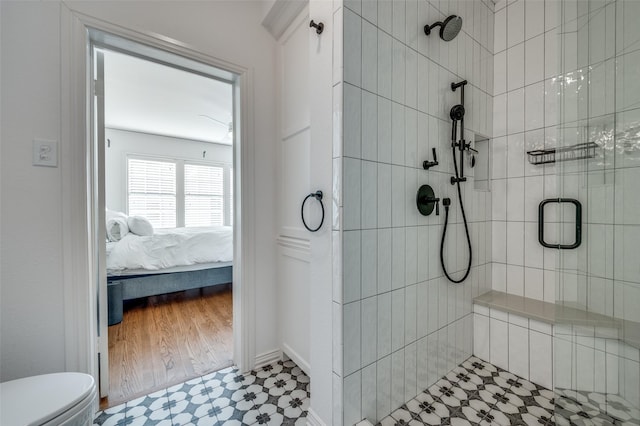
94 360 310 426
96 355 639 426
377 356 640 426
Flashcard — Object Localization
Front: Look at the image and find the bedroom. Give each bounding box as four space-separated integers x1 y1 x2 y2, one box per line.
100 48 235 406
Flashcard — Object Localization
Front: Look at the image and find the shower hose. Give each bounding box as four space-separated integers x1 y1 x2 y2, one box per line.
440 145 473 283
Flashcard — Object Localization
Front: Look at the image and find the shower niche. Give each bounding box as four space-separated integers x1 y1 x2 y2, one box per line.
473 136 490 192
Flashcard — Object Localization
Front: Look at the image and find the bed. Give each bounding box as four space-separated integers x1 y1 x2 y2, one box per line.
106 226 233 325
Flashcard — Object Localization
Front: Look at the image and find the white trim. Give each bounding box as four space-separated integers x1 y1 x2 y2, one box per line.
281 226 311 242
277 235 311 251
281 124 311 142
254 349 283 370
277 236 311 263
61 6 95 377
261 0 309 41
282 343 310 376
233 67 256 374
61 8 257 388
279 247 311 264
306 409 328 426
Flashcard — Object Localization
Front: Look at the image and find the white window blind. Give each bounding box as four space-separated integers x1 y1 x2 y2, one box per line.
185 164 224 227
127 158 176 228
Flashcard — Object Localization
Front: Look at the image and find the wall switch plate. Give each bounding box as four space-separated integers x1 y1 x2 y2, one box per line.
33 139 58 167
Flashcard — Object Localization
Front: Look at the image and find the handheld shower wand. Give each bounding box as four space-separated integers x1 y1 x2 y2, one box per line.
440 80 473 284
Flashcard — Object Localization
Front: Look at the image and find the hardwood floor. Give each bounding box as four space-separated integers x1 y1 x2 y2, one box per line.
101 284 233 409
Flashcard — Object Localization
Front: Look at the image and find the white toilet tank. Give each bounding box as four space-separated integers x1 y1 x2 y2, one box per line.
0 372 97 426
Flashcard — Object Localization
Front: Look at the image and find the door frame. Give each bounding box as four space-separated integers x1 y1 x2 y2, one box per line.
60 10 257 393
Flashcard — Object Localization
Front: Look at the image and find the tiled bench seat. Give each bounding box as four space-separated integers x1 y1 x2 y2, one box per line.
473 290 628 392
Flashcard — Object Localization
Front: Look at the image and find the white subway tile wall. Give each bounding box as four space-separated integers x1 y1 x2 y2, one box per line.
491 0 561 304
474 304 554 390
335 0 494 423
553 0 640 412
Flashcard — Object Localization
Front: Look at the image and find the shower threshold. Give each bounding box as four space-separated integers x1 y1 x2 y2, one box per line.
374 356 634 426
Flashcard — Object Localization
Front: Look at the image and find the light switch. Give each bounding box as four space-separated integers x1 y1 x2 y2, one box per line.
32 139 58 167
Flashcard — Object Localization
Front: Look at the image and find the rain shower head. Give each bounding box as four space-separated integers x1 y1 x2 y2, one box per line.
424 15 463 41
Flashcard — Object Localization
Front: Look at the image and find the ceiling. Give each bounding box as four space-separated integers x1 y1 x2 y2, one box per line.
103 49 233 145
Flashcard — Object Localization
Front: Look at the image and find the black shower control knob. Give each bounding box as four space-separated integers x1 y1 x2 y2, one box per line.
423 148 439 170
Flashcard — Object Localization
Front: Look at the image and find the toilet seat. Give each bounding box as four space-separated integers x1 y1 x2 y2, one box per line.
0 372 97 426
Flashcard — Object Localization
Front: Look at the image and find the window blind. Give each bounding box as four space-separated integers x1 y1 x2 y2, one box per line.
127 158 176 228
185 163 224 227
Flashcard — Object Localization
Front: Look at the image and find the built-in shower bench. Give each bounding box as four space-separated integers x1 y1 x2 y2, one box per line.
472 290 625 391
474 290 622 330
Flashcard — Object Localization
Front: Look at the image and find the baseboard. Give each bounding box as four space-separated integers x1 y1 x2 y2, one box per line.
254 349 282 369
306 408 327 426
282 343 311 376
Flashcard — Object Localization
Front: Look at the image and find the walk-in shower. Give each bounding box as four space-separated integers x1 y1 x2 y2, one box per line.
338 0 640 424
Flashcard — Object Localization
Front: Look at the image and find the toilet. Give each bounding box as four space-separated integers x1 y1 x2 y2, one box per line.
0 372 98 426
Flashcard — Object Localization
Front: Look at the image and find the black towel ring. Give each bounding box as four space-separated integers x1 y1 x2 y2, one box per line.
301 190 325 232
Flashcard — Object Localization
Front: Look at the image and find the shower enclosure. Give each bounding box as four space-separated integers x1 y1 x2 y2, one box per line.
337 0 494 424
337 0 640 423
554 0 640 421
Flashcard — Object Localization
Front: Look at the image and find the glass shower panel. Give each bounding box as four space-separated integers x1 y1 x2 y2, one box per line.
555 0 640 422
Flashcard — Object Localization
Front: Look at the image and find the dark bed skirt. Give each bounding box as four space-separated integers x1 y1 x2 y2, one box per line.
107 265 232 325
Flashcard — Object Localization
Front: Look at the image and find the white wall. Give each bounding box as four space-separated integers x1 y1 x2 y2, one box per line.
308 0 337 423
275 9 312 374
104 128 232 213
0 0 278 381
473 304 554 390
1 1 66 379
268 2 337 423
490 0 640 411
490 0 560 303
552 0 640 411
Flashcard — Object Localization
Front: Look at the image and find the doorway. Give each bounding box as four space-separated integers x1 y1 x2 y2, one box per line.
89 37 240 408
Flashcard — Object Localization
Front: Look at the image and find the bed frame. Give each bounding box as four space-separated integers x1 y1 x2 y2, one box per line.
107 265 232 325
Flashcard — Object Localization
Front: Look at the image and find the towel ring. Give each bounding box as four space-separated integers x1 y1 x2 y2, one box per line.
301 190 325 232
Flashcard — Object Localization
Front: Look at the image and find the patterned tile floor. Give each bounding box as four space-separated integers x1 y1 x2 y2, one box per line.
93 360 309 426
94 355 640 426
555 389 640 425
377 356 640 426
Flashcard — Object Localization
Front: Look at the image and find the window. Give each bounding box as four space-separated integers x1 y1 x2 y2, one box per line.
127 158 177 228
185 164 224 227
127 157 232 229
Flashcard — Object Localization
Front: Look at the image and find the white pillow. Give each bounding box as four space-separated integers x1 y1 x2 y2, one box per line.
105 209 129 242
106 217 129 242
127 216 154 236
106 208 127 221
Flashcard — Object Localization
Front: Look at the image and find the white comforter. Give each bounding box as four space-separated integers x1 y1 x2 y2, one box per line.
106 226 232 273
